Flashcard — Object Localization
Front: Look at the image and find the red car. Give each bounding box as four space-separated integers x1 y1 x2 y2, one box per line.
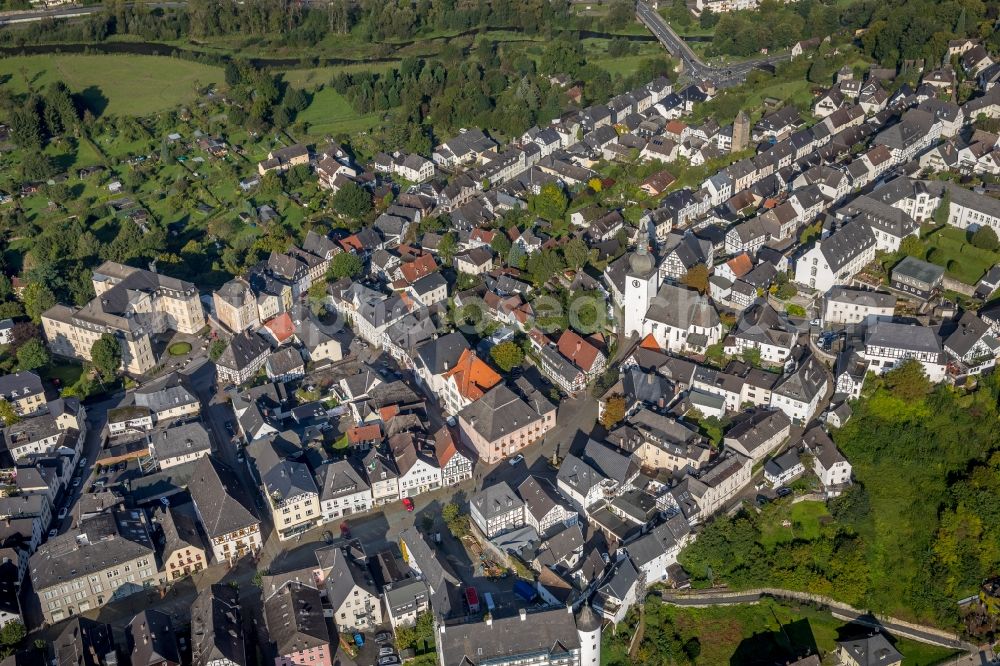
402 498 415 512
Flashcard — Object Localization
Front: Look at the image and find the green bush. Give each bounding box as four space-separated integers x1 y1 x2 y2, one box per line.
786 304 806 317
167 342 192 356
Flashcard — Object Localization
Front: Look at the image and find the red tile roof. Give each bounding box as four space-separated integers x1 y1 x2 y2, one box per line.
443 349 502 402
400 253 438 284
433 427 462 467
726 254 753 279
470 228 496 245
264 313 295 343
348 423 382 444
639 334 661 351
557 329 603 373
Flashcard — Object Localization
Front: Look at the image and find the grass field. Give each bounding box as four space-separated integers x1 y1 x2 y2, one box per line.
297 86 382 137
278 62 397 89
604 598 960 666
0 55 222 116
918 225 1000 285
759 500 831 549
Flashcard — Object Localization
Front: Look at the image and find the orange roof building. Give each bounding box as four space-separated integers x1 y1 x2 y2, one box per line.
400 253 438 284
557 329 606 375
726 253 754 279
263 312 295 345
639 333 661 351
347 423 382 448
433 427 474 484
441 349 502 414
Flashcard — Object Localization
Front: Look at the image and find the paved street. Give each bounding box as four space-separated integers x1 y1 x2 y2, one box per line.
635 1 791 87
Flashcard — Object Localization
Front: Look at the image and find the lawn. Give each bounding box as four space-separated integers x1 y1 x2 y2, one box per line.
916 225 1000 285
604 597 961 666
0 55 222 117
43 361 85 389
297 86 382 138
167 342 192 356
278 62 396 89
593 53 662 76
759 500 831 549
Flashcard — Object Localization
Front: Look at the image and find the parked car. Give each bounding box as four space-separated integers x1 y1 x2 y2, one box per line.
78 458 87 468
402 498 415 512
776 487 793 498
375 631 392 643
323 530 334 545
446 416 457 427
377 658 401 666
509 454 525 467
809 318 822 327
47 529 57 538
378 647 396 657
353 633 365 647
340 522 351 538
72 478 81 487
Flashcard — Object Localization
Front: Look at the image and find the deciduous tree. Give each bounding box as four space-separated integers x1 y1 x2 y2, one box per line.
91 333 122 382
16 338 49 371
490 341 524 372
328 252 363 279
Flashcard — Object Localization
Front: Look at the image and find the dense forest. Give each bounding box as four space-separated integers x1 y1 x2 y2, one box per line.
332 46 673 142
680 361 1000 627
661 0 999 68
0 0 625 46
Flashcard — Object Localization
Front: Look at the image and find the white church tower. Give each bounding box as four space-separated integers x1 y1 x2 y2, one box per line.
623 245 659 339
576 604 602 666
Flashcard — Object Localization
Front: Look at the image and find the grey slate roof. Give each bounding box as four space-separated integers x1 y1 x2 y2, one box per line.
217 330 271 373
836 633 903 666
645 283 721 330
133 372 199 414
517 476 565 525
944 310 993 358
0 371 43 401
471 481 523 521
458 384 549 442
724 409 791 455
625 513 691 569
263 582 329 656
436 607 584 666
826 287 896 309
30 511 155 591
582 438 639 485
190 584 246 666
188 455 259 539
556 452 602 497
416 332 470 375
151 421 211 461
819 221 876 273
316 460 370 502
54 619 116 666
763 448 802 479
892 255 945 285
249 438 318 502
865 321 942 354
322 546 378 612
128 609 180 666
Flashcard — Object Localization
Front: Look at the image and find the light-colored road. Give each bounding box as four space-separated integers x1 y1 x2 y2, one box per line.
634 1 792 88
